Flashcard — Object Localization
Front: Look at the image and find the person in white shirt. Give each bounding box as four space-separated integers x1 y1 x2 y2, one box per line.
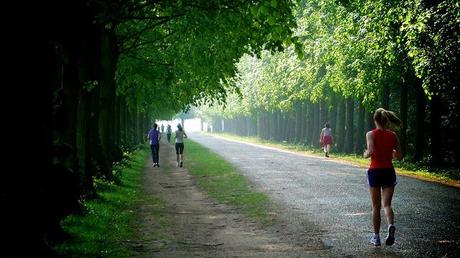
319 123 333 157
174 124 188 167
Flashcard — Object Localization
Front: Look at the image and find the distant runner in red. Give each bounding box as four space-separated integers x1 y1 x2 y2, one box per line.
364 108 402 246
319 123 333 157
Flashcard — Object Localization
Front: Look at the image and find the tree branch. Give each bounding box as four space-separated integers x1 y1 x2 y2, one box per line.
125 54 173 67
120 30 176 54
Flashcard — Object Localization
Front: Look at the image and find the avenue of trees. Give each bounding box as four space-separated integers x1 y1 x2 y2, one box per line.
199 0 459 170
3 0 458 256
5 0 299 256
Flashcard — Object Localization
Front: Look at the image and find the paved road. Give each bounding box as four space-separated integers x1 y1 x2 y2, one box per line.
189 133 460 257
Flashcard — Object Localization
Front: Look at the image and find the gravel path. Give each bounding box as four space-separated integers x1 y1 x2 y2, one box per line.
190 133 460 257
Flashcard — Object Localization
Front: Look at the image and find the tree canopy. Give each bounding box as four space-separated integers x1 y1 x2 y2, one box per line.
198 0 459 168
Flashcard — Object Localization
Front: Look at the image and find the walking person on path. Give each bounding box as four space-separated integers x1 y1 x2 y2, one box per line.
147 123 161 167
166 124 172 143
174 123 188 167
363 108 403 246
319 122 333 157
160 124 165 134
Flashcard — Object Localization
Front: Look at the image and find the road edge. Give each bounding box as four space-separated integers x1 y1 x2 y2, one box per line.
201 132 460 189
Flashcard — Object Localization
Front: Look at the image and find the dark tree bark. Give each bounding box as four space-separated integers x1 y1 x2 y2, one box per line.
329 95 338 144
300 102 307 142
304 103 312 144
382 82 390 109
345 98 354 153
355 102 366 154
295 102 302 142
289 113 295 142
98 26 118 178
430 94 442 167
413 79 426 162
337 98 346 152
400 78 408 157
311 103 320 147
367 111 374 131
75 36 99 197
120 97 128 148
113 96 121 155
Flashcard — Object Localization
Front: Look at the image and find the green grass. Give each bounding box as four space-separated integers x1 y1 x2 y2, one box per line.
186 139 276 225
53 148 155 257
208 132 460 187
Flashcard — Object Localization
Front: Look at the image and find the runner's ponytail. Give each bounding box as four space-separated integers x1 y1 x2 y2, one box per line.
374 108 401 129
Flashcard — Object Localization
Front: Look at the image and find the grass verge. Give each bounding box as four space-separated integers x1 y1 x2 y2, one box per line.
207 132 460 188
53 148 152 257
186 139 276 225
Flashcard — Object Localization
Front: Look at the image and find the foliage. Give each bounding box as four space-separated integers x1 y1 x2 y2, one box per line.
197 0 459 167
115 0 300 118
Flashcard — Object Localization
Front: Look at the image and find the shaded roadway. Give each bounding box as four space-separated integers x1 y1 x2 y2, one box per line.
189 133 460 257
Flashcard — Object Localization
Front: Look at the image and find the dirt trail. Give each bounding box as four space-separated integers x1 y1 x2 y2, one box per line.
130 138 329 257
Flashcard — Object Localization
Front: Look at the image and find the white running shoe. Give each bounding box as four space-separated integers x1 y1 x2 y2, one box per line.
370 235 381 246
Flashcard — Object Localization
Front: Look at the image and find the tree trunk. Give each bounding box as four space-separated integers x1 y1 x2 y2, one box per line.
275 111 281 140
400 78 408 157
114 96 120 148
319 100 328 129
337 98 346 152
329 96 337 144
430 94 442 167
311 103 320 147
76 86 96 196
345 98 354 153
112 95 123 161
295 103 302 142
132 104 139 143
306 103 313 145
140 112 146 145
413 79 426 162
355 102 365 154
288 113 294 142
279 114 284 140
300 103 306 142
127 106 135 145
119 97 128 149
382 83 390 109
99 26 118 175
75 39 97 196
367 111 374 131
256 113 261 137
91 84 111 180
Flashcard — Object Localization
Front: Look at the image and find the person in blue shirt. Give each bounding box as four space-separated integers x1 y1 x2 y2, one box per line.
147 123 161 167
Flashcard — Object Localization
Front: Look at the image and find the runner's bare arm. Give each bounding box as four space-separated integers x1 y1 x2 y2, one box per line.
363 131 374 158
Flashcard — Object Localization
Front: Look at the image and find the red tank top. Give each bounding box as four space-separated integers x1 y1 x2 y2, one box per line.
370 129 397 169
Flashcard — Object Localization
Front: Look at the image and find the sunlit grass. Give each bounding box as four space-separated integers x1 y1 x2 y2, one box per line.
53 148 152 257
186 139 276 225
